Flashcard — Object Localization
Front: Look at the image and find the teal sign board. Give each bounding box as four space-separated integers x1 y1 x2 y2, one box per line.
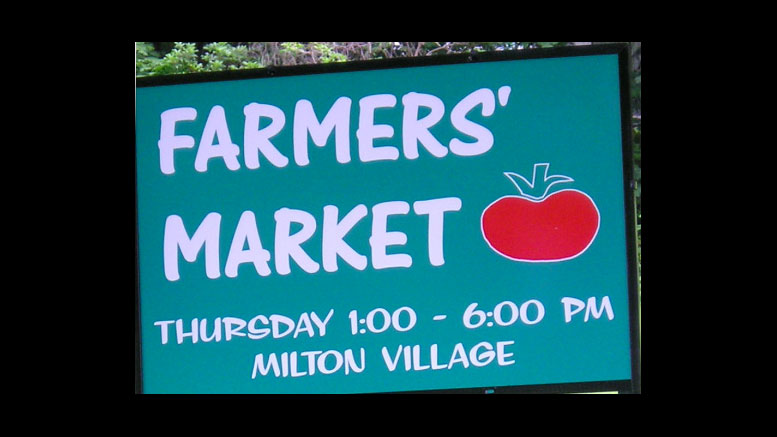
135 45 640 393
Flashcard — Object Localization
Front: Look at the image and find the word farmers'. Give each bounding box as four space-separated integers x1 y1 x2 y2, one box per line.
157 87 511 174
164 197 461 281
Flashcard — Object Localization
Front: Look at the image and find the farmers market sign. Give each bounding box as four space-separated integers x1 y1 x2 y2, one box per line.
135 44 640 393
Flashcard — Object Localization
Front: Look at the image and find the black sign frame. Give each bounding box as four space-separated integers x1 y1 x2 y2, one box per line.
135 43 641 394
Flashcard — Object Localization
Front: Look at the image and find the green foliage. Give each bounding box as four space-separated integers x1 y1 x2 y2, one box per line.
135 42 162 76
202 42 263 71
150 42 202 76
312 43 347 63
276 42 348 63
279 42 304 56
135 42 264 77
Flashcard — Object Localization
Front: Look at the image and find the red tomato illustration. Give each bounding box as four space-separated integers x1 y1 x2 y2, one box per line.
481 164 600 262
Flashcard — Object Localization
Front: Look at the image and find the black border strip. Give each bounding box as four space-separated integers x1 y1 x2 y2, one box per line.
390 379 632 394
134 43 640 394
134 65 143 394
617 44 642 395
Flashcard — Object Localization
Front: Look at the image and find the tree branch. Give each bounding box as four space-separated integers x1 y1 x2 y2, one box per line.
427 42 452 55
414 42 424 57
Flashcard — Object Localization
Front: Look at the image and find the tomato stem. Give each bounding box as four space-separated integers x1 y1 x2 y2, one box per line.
504 163 573 200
